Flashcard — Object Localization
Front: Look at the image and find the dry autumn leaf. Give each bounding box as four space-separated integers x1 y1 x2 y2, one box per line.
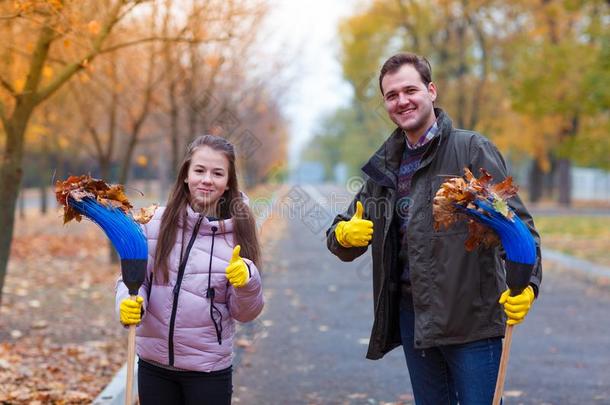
133 204 158 224
87 20 101 35
42 66 53 78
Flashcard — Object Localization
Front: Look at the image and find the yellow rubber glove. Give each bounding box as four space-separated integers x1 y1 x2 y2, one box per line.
335 201 374 248
120 296 144 325
499 286 535 325
226 245 250 288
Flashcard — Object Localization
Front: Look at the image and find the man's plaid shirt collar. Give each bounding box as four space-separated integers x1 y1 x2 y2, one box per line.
404 120 439 150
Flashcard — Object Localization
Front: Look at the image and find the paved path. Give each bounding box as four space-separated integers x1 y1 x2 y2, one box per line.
233 192 410 404
233 184 610 405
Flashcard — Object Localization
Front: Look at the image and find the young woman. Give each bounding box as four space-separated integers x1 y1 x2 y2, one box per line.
115 135 264 404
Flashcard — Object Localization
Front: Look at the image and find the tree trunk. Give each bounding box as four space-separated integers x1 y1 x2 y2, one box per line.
555 115 578 206
0 105 33 306
0 2 140 304
543 155 557 199
39 130 50 215
163 0 180 181
186 0 201 144
158 144 171 204
19 189 25 219
169 78 180 180
39 183 48 215
118 123 143 186
557 158 572 207
529 159 544 203
466 12 488 130
455 21 467 129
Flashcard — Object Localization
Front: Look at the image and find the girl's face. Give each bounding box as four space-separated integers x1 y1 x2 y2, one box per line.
185 146 230 213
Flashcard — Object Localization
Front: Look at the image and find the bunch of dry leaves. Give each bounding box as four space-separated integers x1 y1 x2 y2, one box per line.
55 174 157 225
433 167 519 251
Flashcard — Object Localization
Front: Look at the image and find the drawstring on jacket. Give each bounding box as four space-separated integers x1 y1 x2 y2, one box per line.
207 225 223 345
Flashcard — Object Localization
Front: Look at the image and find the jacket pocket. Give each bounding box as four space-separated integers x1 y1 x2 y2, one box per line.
478 250 504 306
428 232 484 336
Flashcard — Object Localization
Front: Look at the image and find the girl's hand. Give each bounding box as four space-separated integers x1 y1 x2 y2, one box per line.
120 296 143 325
226 245 250 288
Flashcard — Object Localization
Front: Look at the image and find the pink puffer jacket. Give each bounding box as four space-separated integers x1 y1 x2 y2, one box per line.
115 204 264 372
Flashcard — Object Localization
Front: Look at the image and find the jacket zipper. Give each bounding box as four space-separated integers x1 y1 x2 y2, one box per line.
168 214 203 366
206 226 222 345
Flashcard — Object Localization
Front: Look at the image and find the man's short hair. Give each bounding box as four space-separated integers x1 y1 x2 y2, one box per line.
379 53 432 94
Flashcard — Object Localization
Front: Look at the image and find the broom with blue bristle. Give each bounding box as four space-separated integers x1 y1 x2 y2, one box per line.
433 168 536 405
56 175 154 405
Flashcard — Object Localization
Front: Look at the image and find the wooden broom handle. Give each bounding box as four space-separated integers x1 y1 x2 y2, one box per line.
125 295 137 405
493 324 514 405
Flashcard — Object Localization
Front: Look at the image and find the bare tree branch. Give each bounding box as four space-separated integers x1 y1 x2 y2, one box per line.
98 34 232 55
396 0 421 53
35 0 128 104
2 44 68 65
0 101 6 127
83 124 103 160
18 22 56 99
0 76 16 97
116 1 142 22
466 10 488 129
70 84 104 159
0 13 20 20
118 0 161 184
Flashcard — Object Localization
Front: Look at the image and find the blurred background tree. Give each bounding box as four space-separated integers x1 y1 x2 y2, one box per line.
0 0 290 304
302 0 609 203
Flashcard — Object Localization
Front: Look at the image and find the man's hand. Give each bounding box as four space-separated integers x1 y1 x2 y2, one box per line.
499 286 535 325
334 201 374 248
120 296 143 326
226 245 250 288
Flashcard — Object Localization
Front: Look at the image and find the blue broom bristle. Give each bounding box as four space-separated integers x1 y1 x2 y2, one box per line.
460 199 536 265
68 197 147 260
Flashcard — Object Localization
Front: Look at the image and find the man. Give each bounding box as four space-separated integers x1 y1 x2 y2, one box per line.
326 53 542 404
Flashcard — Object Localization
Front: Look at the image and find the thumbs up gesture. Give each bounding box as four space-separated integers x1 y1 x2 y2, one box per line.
334 201 374 248
226 245 250 288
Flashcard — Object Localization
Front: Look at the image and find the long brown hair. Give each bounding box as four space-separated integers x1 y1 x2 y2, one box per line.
154 135 262 283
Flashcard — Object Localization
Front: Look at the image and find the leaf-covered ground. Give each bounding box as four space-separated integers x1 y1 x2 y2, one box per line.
1 209 128 403
534 215 610 267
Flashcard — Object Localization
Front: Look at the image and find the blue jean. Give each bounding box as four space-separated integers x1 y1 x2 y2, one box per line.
399 296 502 405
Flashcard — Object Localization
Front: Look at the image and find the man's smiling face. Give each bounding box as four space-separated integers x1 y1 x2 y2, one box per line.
381 64 437 142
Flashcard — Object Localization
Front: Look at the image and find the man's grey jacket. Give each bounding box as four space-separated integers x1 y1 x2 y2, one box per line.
326 108 542 360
